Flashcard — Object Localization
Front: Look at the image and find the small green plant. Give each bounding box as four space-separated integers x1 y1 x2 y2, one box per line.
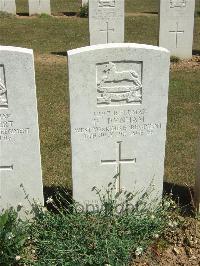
79 3 89 18
39 13 51 19
28 180 179 265
0 207 28 265
170 55 181 63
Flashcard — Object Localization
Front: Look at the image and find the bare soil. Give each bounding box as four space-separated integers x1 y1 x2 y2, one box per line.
132 217 200 266
171 55 200 71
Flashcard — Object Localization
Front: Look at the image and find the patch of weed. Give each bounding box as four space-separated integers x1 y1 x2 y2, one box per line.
28 181 179 265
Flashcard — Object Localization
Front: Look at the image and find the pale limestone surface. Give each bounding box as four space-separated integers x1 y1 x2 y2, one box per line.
68 43 170 210
159 0 195 59
29 0 51 16
0 0 16 14
82 0 88 6
89 0 124 45
0 46 43 215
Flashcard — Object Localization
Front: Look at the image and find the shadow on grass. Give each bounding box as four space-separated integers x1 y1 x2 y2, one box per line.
43 185 72 213
17 12 29 16
163 181 194 214
51 51 67 56
43 182 195 215
193 49 200 56
141 11 158 15
62 11 78 17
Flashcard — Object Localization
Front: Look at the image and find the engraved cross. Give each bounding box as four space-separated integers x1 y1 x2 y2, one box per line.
101 141 136 192
100 22 114 43
0 165 13 173
169 22 184 48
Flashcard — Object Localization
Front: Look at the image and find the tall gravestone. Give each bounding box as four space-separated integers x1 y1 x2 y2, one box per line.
0 0 16 15
68 43 170 209
159 0 195 59
0 46 43 215
89 0 124 45
29 0 51 16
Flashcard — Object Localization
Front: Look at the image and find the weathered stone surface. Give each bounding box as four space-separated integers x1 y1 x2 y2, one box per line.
0 46 43 215
68 43 170 210
0 0 16 15
29 0 51 16
89 0 124 45
159 0 195 59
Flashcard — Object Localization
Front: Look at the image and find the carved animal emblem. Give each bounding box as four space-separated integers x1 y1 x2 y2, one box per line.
98 0 115 8
170 0 186 8
97 62 142 104
0 79 8 106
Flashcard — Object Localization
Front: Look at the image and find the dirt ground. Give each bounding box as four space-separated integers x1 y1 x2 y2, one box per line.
131 216 200 266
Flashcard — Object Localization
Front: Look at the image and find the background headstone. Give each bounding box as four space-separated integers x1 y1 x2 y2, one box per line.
68 43 170 209
0 46 43 215
89 0 124 45
29 0 51 16
82 0 88 6
159 0 195 59
0 0 16 15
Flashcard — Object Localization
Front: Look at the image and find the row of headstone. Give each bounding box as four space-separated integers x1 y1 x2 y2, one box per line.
0 1 198 215
0 44 170 214
0 0 51 15
89 0 195 59
0 0 195 59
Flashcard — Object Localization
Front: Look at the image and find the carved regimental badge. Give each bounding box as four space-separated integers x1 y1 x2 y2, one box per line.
0 65 8 108
98 0 116 8
97 61 142 106
170 0 187 8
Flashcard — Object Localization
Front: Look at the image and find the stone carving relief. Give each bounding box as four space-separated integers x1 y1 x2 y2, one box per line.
0 66 8 108
98 0 116 8
97 61 142 105
170 0 187 8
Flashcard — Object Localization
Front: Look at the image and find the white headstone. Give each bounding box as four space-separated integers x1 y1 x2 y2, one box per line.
0 46 43 215
29 0 51 16
82 0 88 6
89 0 124 45
68 43 170 210
159 0 195 59
0 0 16 15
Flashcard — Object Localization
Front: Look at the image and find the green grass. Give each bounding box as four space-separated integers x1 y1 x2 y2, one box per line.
14 0 200 15
0 1 199 188
166 69 200 185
